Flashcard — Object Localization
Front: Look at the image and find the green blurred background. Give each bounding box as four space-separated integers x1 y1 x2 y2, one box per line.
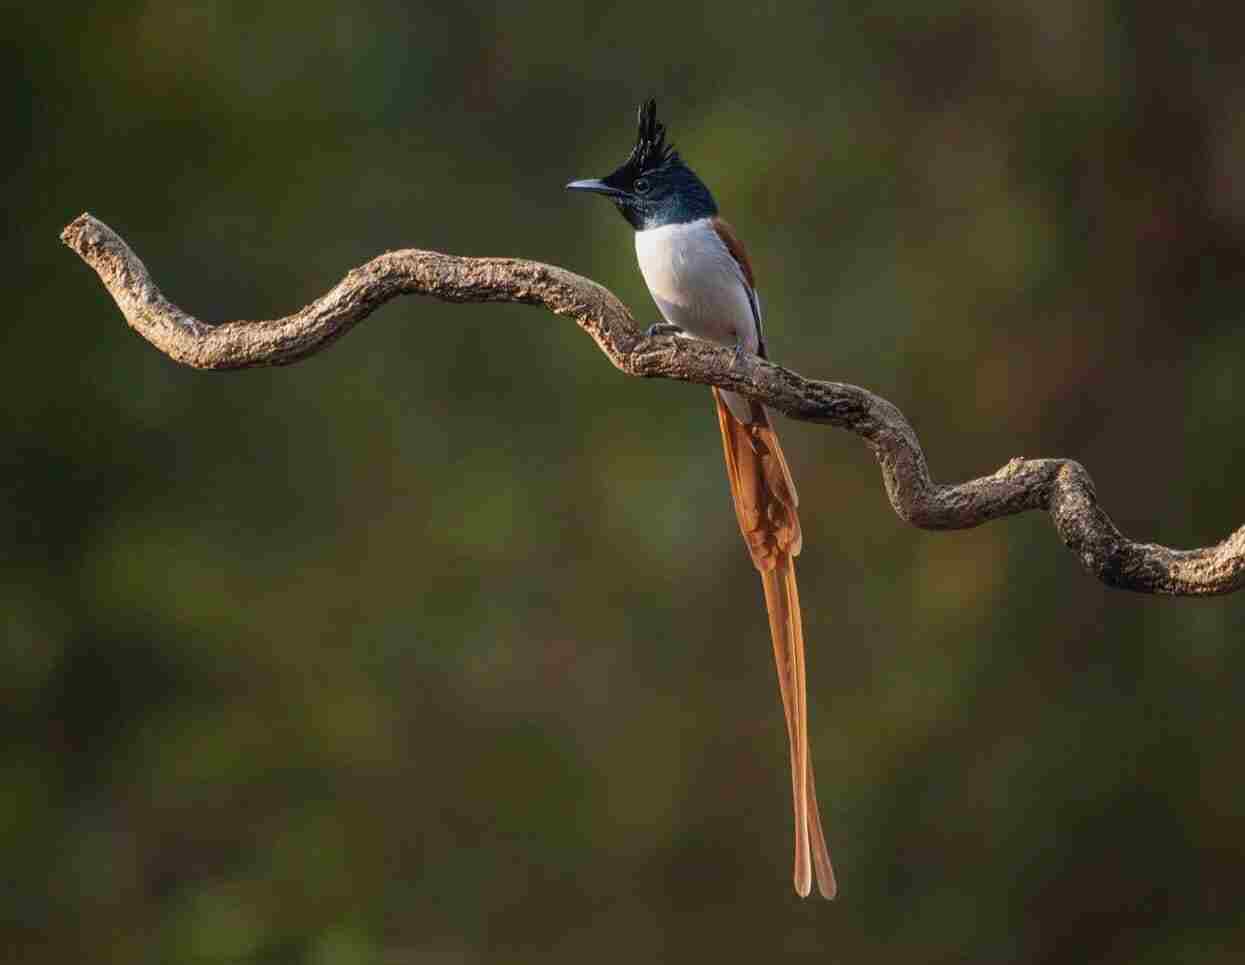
6 1 1245 961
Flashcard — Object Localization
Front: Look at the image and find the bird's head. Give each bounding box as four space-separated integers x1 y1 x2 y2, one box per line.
567 98 717 231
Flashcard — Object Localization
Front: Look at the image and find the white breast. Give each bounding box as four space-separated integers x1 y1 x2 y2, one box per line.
634 218 760 355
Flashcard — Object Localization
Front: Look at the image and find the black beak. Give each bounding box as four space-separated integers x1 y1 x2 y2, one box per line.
565 178 628 200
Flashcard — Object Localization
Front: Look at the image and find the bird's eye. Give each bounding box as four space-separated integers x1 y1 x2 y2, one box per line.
634 177 651 194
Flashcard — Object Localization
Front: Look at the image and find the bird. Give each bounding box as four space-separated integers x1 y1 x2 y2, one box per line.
566 99 836 899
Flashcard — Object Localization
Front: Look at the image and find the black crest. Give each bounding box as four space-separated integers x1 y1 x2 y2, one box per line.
627 98 679 174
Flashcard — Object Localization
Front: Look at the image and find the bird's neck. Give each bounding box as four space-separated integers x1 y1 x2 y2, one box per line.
632 166 718 231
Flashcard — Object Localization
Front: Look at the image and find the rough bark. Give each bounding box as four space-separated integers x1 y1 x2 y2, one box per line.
61 212 1245 596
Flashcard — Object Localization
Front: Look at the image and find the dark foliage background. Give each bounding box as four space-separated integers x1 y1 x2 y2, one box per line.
6 2 1245 962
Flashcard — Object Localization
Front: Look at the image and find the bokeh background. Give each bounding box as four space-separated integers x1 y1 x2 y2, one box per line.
6 2 1245 962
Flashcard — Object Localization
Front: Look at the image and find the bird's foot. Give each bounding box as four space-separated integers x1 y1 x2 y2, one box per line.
731 342 749 369
645 322 684 338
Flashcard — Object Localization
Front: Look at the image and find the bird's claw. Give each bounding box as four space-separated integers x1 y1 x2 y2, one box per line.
645 322 684 338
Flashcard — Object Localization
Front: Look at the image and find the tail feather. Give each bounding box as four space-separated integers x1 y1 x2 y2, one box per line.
761 563 812 897
806 758 837 899
712 389 836 899
764 564 837 900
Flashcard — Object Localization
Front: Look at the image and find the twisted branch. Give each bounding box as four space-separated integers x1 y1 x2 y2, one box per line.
61 212 1245 596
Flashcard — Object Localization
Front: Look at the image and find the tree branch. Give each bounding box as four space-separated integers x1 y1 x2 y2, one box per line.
61 212 1245 596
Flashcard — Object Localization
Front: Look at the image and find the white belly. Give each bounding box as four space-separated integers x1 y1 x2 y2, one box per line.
634 219 760 355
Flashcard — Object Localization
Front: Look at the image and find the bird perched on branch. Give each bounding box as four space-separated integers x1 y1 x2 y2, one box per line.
567 99 836 899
